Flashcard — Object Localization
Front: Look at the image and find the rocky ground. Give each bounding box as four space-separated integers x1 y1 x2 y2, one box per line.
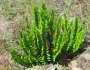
26 46 90 70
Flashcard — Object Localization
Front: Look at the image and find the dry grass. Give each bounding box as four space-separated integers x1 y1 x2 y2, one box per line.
0 0 90 70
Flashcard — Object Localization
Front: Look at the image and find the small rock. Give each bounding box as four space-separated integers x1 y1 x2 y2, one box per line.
80 47 90 61
69 60 82 70
46 66 57 70
26 66 41 70
65 67 72 70
71 66 82 70
70 60 77 67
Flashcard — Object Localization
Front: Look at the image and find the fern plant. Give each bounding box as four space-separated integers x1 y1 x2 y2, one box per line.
10 3 84 68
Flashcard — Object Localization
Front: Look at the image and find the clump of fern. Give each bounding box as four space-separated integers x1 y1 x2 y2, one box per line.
9 3 84 68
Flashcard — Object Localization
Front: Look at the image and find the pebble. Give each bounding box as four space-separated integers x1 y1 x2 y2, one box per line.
46 66 57 70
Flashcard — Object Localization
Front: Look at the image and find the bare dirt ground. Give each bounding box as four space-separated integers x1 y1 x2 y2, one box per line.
0 6 10 70
0 5 26 70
